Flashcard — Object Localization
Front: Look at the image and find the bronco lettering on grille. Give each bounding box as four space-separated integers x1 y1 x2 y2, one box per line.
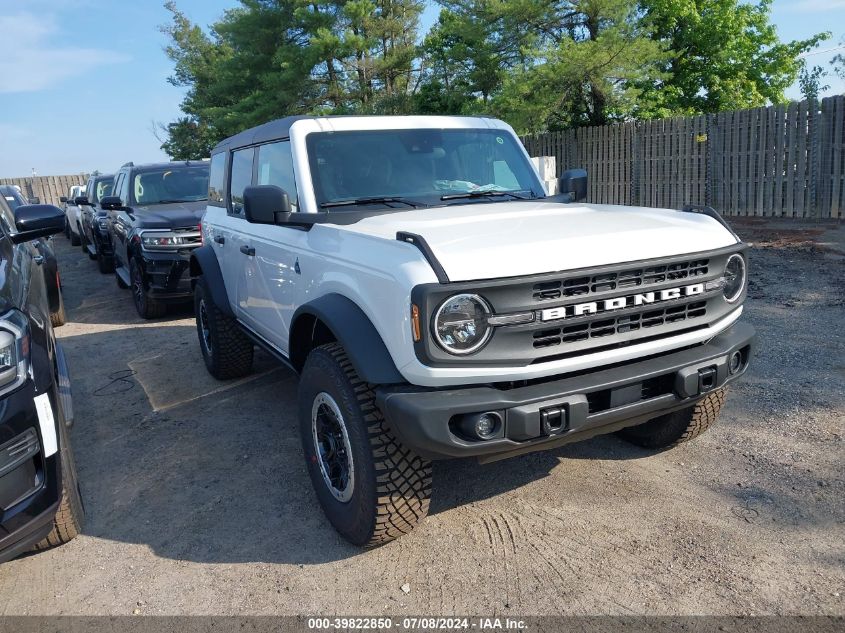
539 283 705 322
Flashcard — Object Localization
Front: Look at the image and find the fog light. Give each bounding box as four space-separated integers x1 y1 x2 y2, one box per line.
459 412 502 440
729 350 743 374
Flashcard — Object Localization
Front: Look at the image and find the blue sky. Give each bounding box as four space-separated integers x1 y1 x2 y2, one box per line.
0 0 841 177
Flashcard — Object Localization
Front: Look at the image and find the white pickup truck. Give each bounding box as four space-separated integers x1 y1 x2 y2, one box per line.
190 115 754 546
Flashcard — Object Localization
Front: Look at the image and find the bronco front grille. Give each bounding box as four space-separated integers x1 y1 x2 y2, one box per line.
411 246 744 368
532 300 708 349
532 258 710 301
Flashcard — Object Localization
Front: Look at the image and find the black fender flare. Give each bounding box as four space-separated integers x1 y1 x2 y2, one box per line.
189 245 233 318
291 294 405 385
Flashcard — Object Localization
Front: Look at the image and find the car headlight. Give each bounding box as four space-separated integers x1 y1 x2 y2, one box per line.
723 254 746 303
139 230 195 251
0 310 31 395
433 294 493 355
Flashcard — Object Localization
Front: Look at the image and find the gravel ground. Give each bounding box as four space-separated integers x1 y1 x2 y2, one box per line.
0 222 842 616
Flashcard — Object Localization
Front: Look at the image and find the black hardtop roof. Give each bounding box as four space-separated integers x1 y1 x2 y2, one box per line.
123 161 209 173
210 114 497 155
92 173 114 181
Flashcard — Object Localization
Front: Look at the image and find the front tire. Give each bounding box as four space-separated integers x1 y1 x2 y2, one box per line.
97 249 114 274
50 290 67 328
616 388 727 449
299 343 431 546
194 277 253 379
69 228 80 246
130 257 166 319
33 424 84 551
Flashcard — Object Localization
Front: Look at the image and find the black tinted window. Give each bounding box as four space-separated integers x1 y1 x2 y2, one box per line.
92 177 114 204
229 148 254 216
132 166 209 206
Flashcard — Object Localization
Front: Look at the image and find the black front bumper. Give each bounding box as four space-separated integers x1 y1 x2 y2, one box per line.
142 250 194 301
0 381 62 564
377 322 755 462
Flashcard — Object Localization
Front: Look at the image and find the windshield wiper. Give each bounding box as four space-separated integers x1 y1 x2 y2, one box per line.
156 198 201 204
440 190 533 201
320 196 425 209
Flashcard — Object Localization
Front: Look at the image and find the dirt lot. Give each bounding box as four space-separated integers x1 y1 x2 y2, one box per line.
0 222 843 616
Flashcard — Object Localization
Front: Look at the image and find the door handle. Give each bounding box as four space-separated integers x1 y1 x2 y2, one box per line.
240 245 255 256
214 235 225 245
33 256 45 265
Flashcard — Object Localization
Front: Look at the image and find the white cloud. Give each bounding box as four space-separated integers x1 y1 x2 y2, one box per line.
0 12 130 93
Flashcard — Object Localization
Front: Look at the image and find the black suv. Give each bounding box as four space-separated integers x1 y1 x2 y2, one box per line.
77 174 115 274
0 196 83 564
0 186 67 327
101 161 209 318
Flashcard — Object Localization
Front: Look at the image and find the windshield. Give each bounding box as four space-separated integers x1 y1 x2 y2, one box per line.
92 177 114 204
0 186 26 210
306 129 545 209
132 165 209 205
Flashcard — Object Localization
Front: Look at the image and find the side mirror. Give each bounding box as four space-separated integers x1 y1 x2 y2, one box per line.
28 197 40 204
243 185 292 225
59 196 68 203
100 196 123 211
559 168 588 202
10 204 66 244
74 196 89 206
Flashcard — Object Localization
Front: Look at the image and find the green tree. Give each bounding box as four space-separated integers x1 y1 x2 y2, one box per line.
635 0 829 116
158 116 216 160
798 63 829 103
833 35 845 79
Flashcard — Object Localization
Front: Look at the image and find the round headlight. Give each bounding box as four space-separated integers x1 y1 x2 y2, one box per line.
433 294 492 355
723 254 746 303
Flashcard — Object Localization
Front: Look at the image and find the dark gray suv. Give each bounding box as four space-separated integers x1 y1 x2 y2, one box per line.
101 161 209 319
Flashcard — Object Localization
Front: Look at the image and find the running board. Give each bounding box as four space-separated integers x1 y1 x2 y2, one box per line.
115 266 131 287
85 244 96 256
237 322 298 374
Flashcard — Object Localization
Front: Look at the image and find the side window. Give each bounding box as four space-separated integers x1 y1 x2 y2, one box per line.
208 152 226 207
0 199 14 235
119 172 131 205
257 141 298 212
229 147 254 216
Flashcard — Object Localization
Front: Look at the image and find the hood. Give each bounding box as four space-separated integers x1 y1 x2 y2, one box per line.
131 200 206 230
339 200 738 282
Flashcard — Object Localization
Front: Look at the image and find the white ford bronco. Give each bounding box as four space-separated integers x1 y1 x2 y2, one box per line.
191 115 754 546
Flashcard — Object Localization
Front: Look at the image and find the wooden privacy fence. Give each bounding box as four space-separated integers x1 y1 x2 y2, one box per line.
522 96 845 219
0 174 89 208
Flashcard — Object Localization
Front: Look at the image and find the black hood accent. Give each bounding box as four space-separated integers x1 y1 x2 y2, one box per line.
129 201 206 230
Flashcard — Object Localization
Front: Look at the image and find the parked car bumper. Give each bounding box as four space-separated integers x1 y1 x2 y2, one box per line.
0 380 63 564
141 250 195 301
376 322 755 462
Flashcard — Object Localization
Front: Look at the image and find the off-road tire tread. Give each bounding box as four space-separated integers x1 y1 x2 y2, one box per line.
50 293 67 328
130 259 167 319
321 343 431 547
33 448 83 550
196 279 253 379
98 252 114 274
617 388 727 449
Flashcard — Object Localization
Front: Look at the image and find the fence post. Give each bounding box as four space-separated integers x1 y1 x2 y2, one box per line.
808 97 821 219
705 114 715 207
630 122 641 206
